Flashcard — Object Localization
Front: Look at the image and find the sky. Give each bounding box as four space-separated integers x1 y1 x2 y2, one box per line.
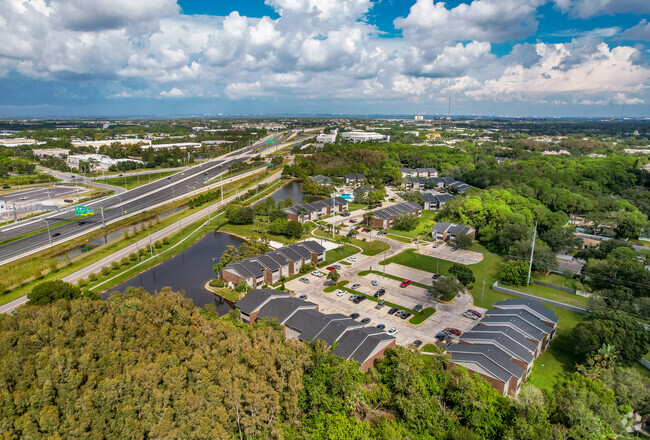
0 0 649 118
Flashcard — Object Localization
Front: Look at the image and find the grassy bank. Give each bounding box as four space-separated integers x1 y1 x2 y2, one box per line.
312 228 390 256
95 171 176 189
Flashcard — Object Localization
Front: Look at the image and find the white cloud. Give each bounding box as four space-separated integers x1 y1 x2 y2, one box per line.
160 87 185 97
553 0 650 19
224 81 264 99
621 19 650 41
395 0 544 44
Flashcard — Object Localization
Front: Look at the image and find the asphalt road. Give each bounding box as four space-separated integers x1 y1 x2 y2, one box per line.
0 134 284 263
1 186 77 203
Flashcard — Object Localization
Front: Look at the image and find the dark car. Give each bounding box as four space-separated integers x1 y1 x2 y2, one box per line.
2 185 10 189
432 273 440 280
298 294 308 300
377 324 386 330
413 304 423 312
387 307 398 315
346 232 354 237
400 312 412 320
373 288 385 298
412 340 423 348
436 331 451 341
78 221 86 226
350 313 360 320
360 318 370 325
468 309 483 318
52 232 61 237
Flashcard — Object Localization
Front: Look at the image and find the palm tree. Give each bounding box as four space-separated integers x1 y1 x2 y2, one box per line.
365 213 375 243
212 262 223 279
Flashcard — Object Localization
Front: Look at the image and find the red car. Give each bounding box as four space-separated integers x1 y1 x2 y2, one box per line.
400 280 411 288
326 266 336 271
349 219 358 223
445 327 462 336
468 309 482 318
354 226 361 230
362 228 370 232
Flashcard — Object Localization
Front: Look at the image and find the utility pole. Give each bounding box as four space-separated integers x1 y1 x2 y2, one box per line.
221 174 223 204
100 207 106 228
149 234 153 258
527 222 537 286
481 278 486 305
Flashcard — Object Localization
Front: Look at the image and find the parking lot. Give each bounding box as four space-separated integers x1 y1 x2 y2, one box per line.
285 257 487 346
420 244 484 265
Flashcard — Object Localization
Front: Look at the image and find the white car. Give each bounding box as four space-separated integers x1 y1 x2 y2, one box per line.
387 327 398 335
350 283 361 290
336 290 347 297
311 270 324 277
347 256 357 262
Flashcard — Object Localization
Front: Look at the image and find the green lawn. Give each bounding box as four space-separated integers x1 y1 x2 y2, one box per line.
319 246 359 267
386 210 437 239
312 228 390 256
218 222 294 245
95 171 177 189
526 307 586 390
385 234 412 243
0 173 60 187
506 281 589 308
346 202 366 211
422 343 438 353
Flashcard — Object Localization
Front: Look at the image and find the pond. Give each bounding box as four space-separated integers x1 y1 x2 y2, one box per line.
105 231 244 316
255 180 315 207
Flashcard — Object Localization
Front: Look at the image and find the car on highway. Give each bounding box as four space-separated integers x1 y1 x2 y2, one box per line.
400 279 411 288
387 328 398 335
2 185 10 189
52 233 61 237
445 327 462 336
299 277 310 284
374 288 385 298
377 324 386 330
350 283 361 290
336 290 347 297
347 256 357 262
468 309 483 318
78 221 86 226
21 196 29 200
70 176 75 179
387 307 398 315
360 318 370 325
371 280 378 286
349 313 360 320
298 294 308 300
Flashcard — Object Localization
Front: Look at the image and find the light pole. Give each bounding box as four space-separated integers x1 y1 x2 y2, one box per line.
481 278 486 305
42 219 52 247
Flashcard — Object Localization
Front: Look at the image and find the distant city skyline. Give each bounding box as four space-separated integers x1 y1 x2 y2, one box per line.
0 0 649 118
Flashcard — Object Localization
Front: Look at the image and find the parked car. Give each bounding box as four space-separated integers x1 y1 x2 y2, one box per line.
445 327 462 336
412 340 423 348
432 273 440 280
326 266 336 271
375 301 385 309
463 311 478 320
332 264 342 270
349 313 360 319
400 312 412 320
433 243 438 248
336 290 347 297
362 228 370 232
299 277 310 284
347 256 357 262
346 232 354 237
400 280 411 288
387 328 398 335
350 283 361 290
349 219 358 223
360 318 370 325
371 280 378 286
374 288 386 298
435 331 451 341
311 270 324 277
377 324 386 330
353 296 367 304
413 304 423 312
348 294 358 301
354 226 361 230
451 247 457 252
387 307 398 315
298 294 308 300
468 309 483 318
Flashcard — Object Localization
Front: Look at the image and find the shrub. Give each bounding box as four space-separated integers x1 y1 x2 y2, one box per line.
120 257 130 266
129 252 138 261
32 269 42 279
48 261 58 273
77 278 88 287
154 240 163 249
209 278 225 288
101 267 111 276
162 237 170 245
88 273 98 281
111 261 120 270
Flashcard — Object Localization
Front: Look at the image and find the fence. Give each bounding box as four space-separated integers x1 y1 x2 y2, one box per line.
492 282 587 314
641 358 650 371
532 280 577 295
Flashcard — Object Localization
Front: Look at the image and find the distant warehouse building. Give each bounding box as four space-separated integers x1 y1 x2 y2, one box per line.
340 131 390 143
236 289 396 371
364 201 421 229
66 154 143 172
446 299 558 397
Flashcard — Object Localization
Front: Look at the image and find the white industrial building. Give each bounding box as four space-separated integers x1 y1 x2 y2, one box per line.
71 139 152 149
0 138 46 147
66 154 144 172
340 131 390 143
144 142 202 151
317 129 338 143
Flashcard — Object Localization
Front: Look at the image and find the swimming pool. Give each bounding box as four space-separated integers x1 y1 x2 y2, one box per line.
340 193 353 200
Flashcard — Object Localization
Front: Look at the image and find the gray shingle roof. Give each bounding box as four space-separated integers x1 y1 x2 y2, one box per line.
478 316 545 342
432 222 453 233
369 201 420 220
257 297 318 323
313 319 363 346
460 332 535 364
447 343 525 383
333 327 385 360
256 254 281 271
285 309 332 340
284 198 347 215
349 333 394 365
485 309 550 334
494 299 559 324
235 289 289 315
466 325 538 352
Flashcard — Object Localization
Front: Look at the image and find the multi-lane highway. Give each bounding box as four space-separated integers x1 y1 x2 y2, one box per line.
1 186 78 204
0 133 285 263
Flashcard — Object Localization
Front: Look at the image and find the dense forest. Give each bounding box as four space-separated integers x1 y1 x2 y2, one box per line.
1 289 648 439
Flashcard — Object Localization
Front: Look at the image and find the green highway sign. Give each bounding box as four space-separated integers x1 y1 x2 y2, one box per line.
74 205 88 215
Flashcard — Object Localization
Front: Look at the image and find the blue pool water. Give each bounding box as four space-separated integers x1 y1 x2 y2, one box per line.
341 194 353 200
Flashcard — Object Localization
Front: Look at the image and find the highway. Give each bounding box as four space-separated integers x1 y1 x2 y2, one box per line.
0 168 285 315
1 186 78 204
0 133 285 263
